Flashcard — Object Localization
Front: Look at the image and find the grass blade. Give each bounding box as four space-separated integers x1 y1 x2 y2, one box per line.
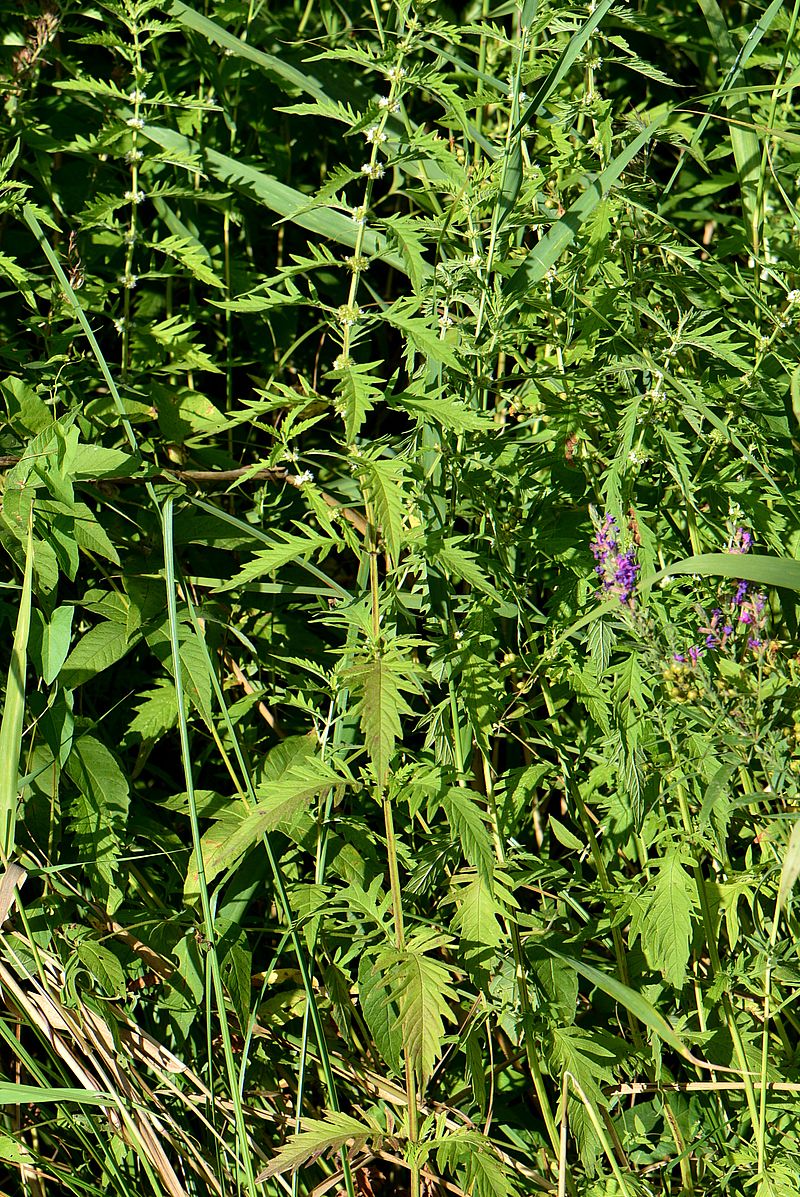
507 108 669 299
0 513 33 861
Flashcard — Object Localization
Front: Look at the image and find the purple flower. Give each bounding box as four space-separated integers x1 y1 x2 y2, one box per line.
729 528 753 554
688 645 701 664
733 581 749 605
590 515 639 605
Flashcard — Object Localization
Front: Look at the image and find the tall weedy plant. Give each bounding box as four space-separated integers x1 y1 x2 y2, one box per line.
1 1 800 1195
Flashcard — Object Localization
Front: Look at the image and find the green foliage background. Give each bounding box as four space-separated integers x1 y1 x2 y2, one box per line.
1 1 800 1194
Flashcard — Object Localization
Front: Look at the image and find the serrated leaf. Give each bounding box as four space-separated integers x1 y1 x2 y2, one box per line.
642 849 697 988
358 951 403 1075
216 529 340 592
549 1025 616 1108
376 928 457 1086
60 621 132 687
128 680 179 740
357 455 406 563
186 759 341 898
433 1131 517 1197
346 652 416 786
383 300 460 368
441 788 495 879
434 538 503 601
333 362 383 444
258 1111 381 1180
66 735 130 910
395 393 490 432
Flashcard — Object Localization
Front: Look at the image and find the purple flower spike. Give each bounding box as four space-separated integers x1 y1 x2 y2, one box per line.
590 515 639 606
688 645 701 664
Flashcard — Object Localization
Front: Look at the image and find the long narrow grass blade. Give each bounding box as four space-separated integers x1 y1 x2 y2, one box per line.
507 108 669 298
0 514 33 861
514 0 615 132
141 125 411 274
648 552 800 592
169 0 329 101
693 0 783 251
162 498 259 1197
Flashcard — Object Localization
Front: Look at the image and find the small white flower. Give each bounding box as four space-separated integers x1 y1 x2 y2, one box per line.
350 205 367 224
386 65 406 83
124 189 146 204
118 273 138 289
125 148 143 163
788 289 800 305
377 95 399 112
123 230 137 245
125 116 144 130
129 89 147 103
757 334 770 351
469 252 481 267
438 312 453 330
113 317 126 333
365 125 387 144
294 469 314 486
518 91 528 104
333 354 352 370
360 163 385 180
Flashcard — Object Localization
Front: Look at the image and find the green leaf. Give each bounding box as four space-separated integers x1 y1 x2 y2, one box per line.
333 361 383 444
395 393 491 432
357 455 406 563
39 605 74 687
376 928 457 1086
128 680 180 740
0 377 51 434
66 735 130 910
548 1025 616 1108
71 445 141 479
382 300 460 368
434 538 503 601
345 651 417 786
0 515 33 858
258 1111 381 1179
649 553 800 592
358 951 403 1075
73 940 127 999
186 759 341 898
640 850 697 988
433 1130 518 1197
545 947 694 1061
215 529 340 592
441 788 495 880
60 621 132 687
